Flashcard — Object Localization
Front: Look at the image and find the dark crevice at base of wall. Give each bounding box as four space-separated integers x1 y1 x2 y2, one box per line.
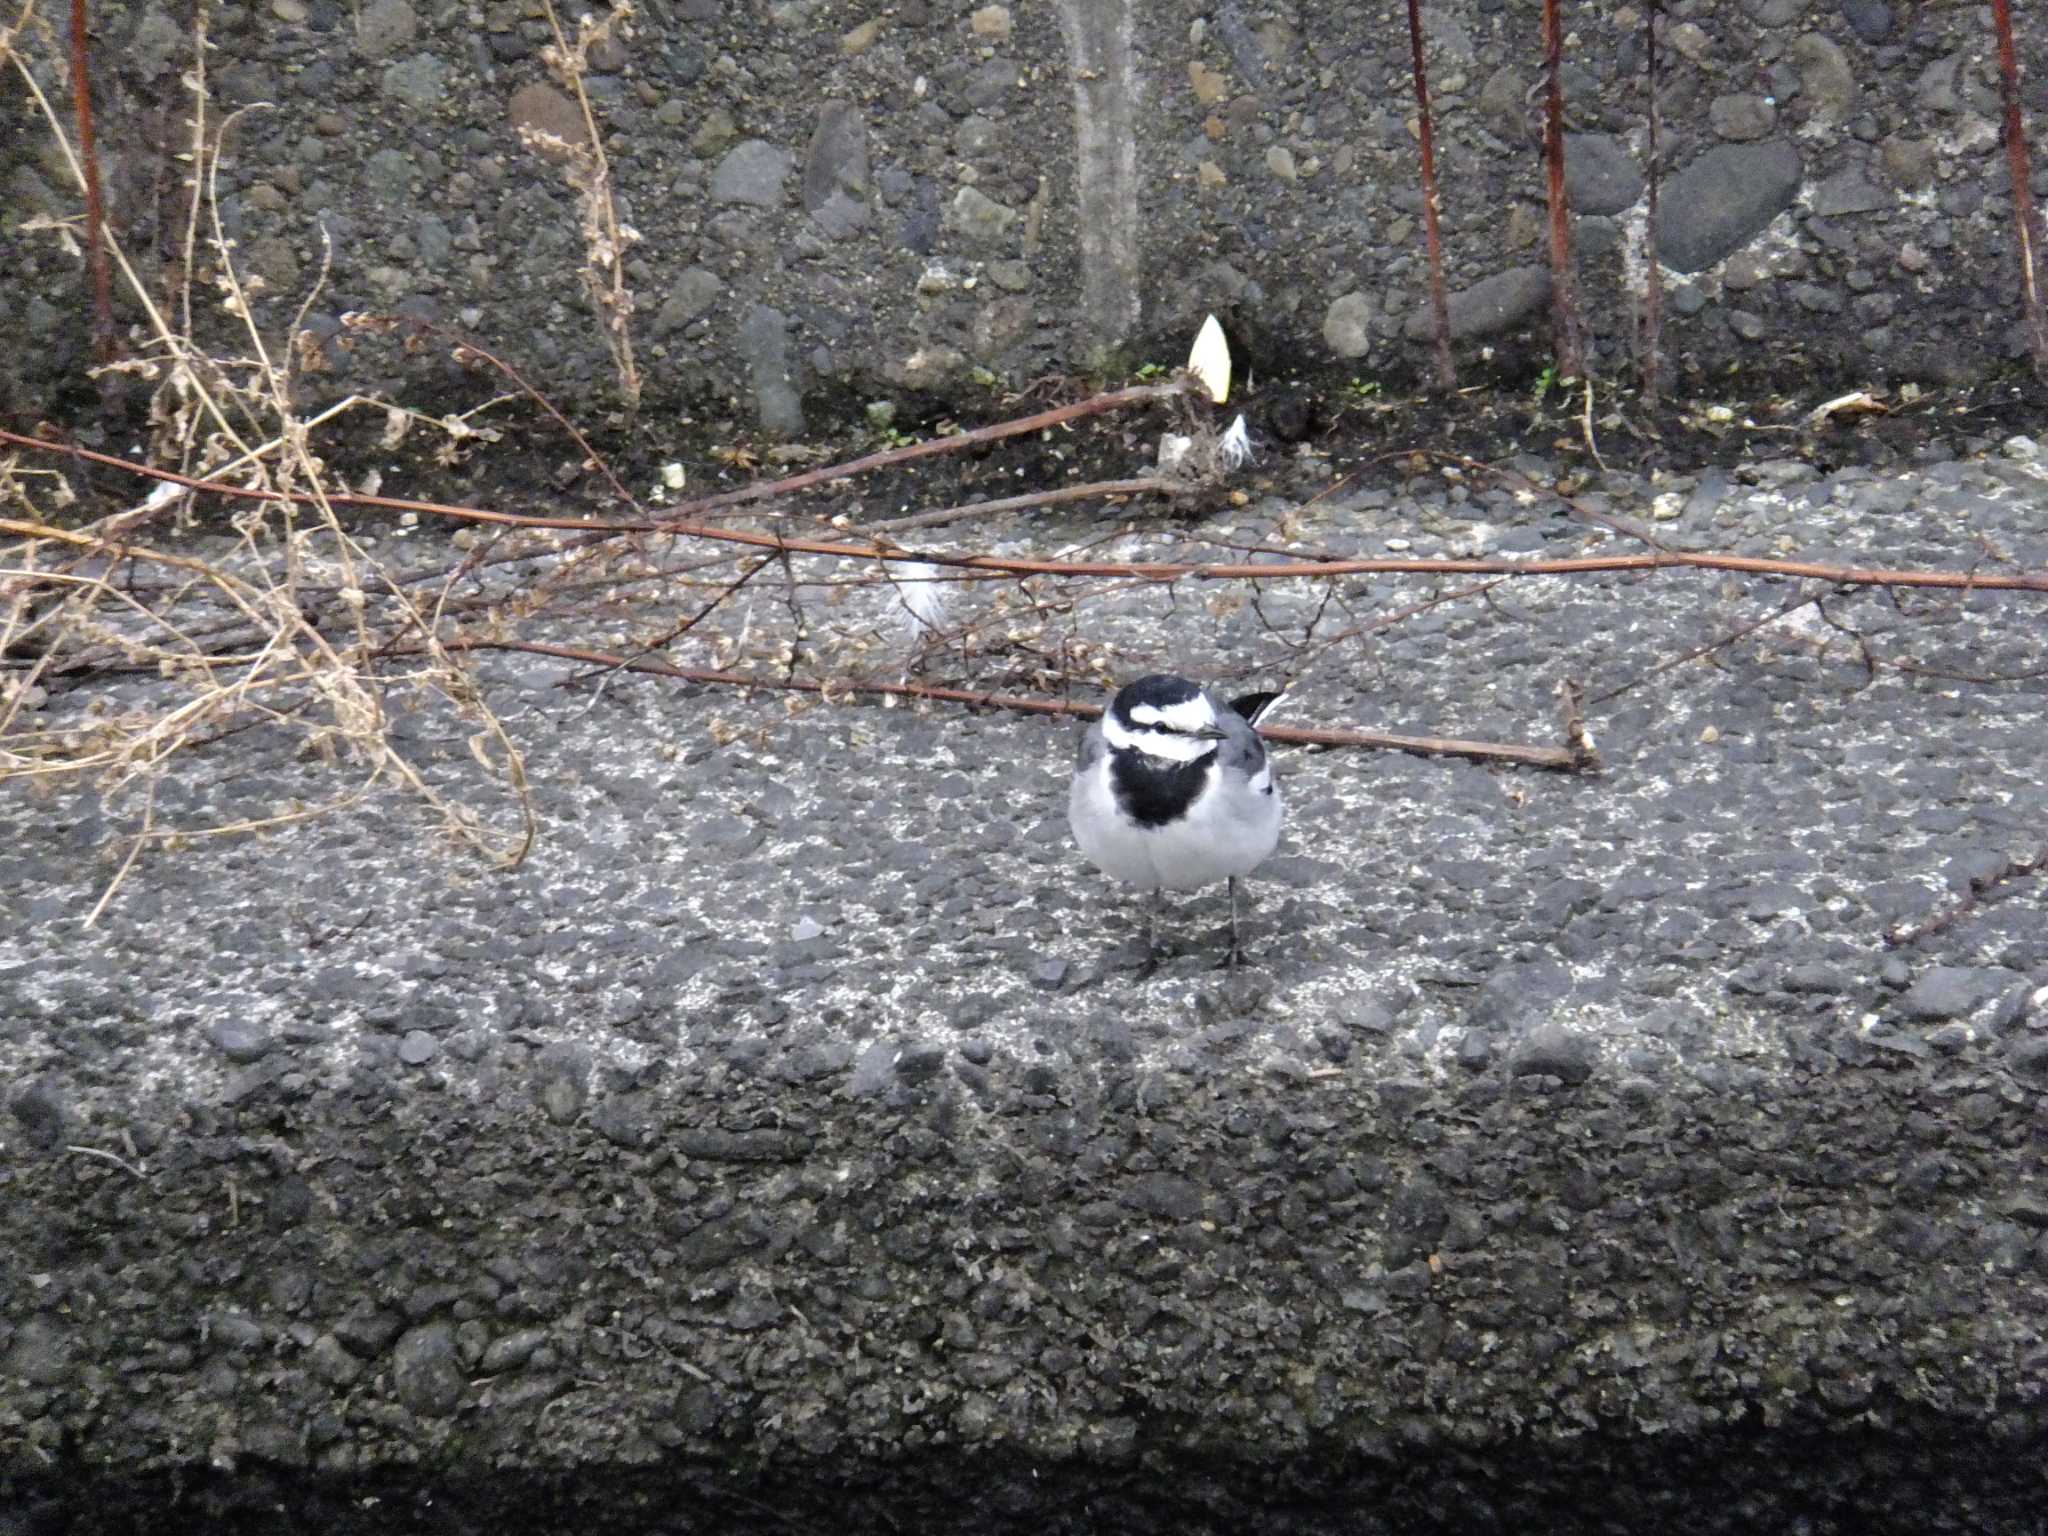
8 1415 2046 1536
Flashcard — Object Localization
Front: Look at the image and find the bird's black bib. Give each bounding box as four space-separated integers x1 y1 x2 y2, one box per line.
1109 747 1216 829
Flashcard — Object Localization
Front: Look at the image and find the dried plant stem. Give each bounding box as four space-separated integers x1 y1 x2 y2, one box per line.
65 0 113 363
1413 450 1666 551
1554 677 1595 763
1405 0 1456 390
556 552 775 689
65 1144 149 1180
344 314 641 508
1265 719 1589 770
1588 588 1825 706
1990 0 2048 372
530 0 641 406
1580 375 1605 470
173 0 210 351
205 117 538 872
84 774 158 924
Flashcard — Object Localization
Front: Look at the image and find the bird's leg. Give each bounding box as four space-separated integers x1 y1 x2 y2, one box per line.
1128 890 1167 978
1227 876 1243 969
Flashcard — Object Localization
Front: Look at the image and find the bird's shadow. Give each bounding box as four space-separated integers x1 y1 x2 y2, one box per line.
1098 933 1274 1015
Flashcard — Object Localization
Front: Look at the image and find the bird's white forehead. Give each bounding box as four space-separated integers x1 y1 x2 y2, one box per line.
1126 697 1215 734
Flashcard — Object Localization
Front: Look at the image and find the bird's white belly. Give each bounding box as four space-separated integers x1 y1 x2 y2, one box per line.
1069 758 1282 891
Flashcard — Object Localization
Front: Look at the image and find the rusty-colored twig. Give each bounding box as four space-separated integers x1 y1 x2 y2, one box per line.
4 430 2047 597
1885 843 2048 948
1405 0 1456 390
662 380 1202 525
1991 0 2048 372
1541 0 1584 378
1260 719 1587 770
427 636 1595 772
857 477 1189 537
1639 0 1664 408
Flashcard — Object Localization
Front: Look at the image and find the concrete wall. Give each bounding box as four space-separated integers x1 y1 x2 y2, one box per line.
4 0 2045 431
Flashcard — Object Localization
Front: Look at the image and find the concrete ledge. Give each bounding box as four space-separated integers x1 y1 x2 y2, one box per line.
4 448 2047 1531
6 1037 2047 1529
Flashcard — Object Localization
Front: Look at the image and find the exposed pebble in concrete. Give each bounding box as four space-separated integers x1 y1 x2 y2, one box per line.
1710 94 1777 142
1323 292 1375 357
1405 265 1550 340
737 304 805 436
392 1324 464 1417
713 140 794 207
355 0 416 56
1562 133 1643 216
1660 141 1803 272
945 187 1018 242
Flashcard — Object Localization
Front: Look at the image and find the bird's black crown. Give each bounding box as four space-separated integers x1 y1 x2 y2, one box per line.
1111 673 1203 722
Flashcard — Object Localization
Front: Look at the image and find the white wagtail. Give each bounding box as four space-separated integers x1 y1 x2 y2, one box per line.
1068 673 1284 966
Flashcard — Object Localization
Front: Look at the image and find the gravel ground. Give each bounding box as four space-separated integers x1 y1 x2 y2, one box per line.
3 434 2047 1532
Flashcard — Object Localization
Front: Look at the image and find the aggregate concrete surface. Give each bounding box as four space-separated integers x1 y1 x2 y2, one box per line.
4 434 2048 1533
5 0 2042 424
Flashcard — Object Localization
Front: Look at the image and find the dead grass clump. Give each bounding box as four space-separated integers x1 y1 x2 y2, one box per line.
1 3 534 922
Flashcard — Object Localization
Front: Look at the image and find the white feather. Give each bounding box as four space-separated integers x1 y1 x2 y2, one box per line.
1218 413 1254 472
892 561 949 639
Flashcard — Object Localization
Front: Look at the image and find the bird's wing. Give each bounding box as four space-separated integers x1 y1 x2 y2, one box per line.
1074 716 1108 771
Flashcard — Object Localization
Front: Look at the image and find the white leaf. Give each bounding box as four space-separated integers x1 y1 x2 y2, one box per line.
1186 313 1231 403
